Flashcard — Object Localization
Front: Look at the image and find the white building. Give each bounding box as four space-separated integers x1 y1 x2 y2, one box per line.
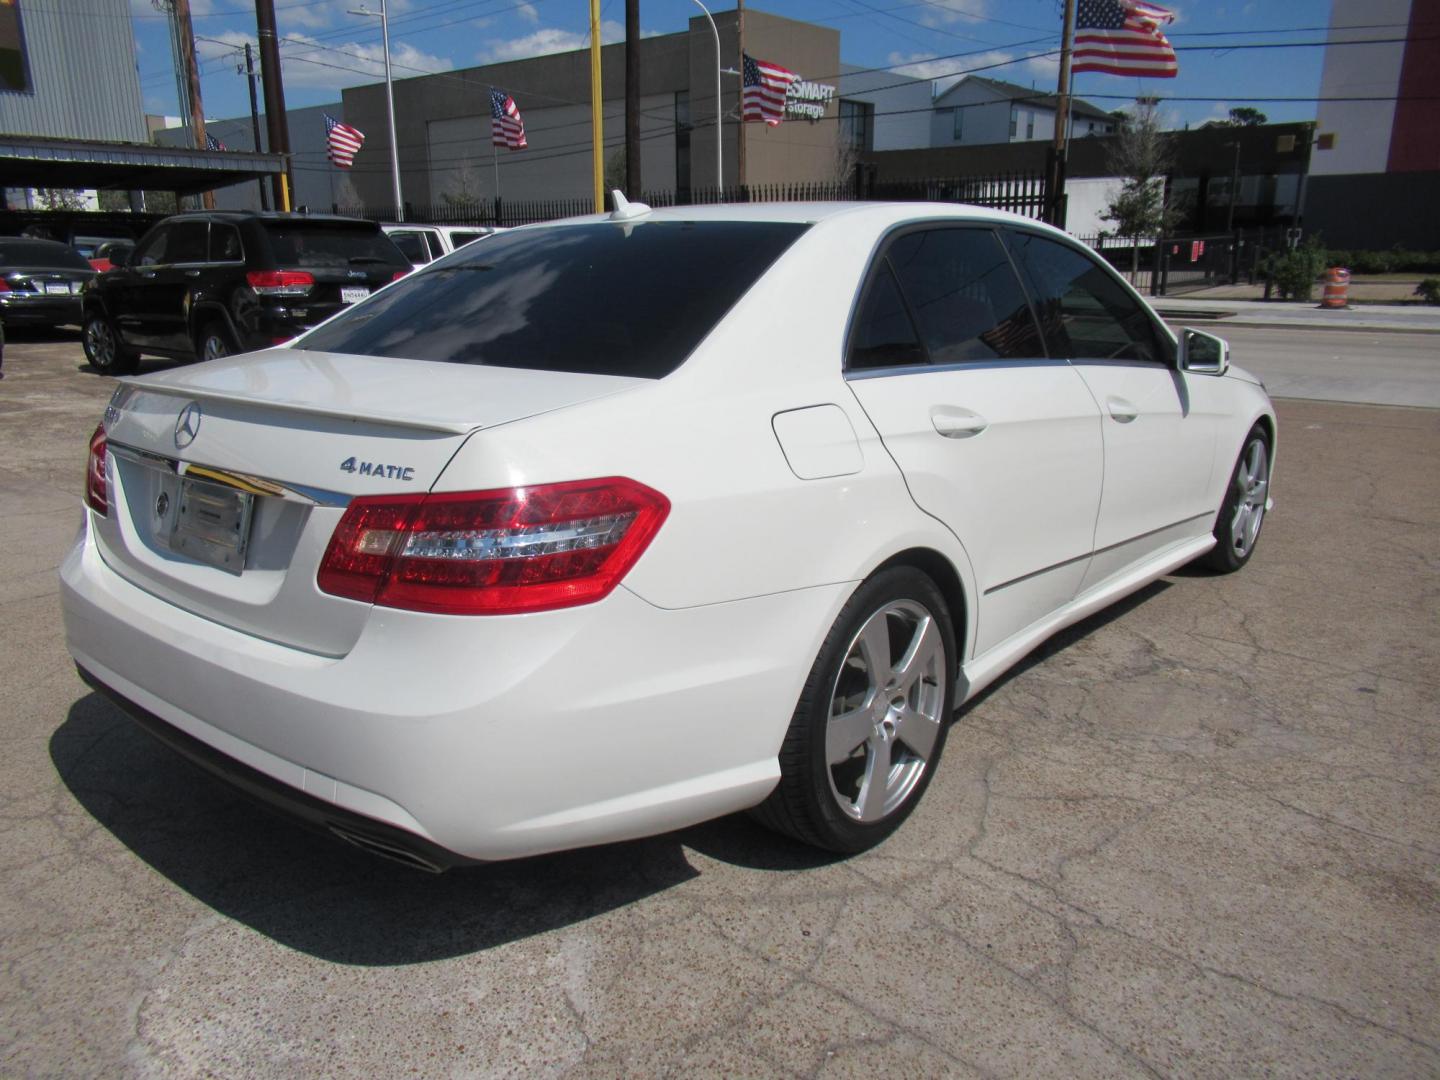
930 76 1116 149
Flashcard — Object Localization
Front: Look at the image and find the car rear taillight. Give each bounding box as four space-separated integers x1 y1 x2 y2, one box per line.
317 478 669 615
0 279 10 292
85 423 108 516
391 270 409 281
246 270 314 296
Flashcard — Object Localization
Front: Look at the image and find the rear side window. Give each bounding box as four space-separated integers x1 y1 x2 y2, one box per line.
264 224 410 270
295 221 809 379
847 226 1042 371
1005 230 1166 363
209 224 243 262
388 231 431 263
448 231 483 247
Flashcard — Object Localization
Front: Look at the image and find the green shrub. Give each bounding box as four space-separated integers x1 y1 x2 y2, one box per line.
1318 249 1440 275
1267 240 1329 301
1416 279 1440 305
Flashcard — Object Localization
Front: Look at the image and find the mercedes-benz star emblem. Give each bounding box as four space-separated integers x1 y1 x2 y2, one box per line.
174 402 202 449
155 492 169 518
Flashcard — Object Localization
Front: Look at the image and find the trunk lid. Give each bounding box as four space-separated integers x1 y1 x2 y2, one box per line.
96 349 646 655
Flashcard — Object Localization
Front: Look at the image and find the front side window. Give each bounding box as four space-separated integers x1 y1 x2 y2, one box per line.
297 221 809 379
132 226 171 267
1004 230 1166 364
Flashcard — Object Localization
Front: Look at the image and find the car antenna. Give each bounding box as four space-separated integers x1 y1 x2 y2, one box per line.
609 189 650 222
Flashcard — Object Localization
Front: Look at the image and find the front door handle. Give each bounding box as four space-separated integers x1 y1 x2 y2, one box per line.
931 407 989 439
1106 396 1139 423
184 269 201 278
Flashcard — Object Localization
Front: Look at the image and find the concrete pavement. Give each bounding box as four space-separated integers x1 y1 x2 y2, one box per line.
2 332 1438 1077
1157 296 1440 334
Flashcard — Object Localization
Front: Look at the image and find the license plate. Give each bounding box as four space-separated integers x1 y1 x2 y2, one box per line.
340 286 370 305
169 476 254 575
45 281 72 295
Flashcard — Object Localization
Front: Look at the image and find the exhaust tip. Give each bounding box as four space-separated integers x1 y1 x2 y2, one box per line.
328 825 447 873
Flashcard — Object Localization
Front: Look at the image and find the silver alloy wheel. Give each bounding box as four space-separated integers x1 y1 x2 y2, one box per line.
825 599 946 823
1229 438 1269 559
85 318 115 370
201 332 229 360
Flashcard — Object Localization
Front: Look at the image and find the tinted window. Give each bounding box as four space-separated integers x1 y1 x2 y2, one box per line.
388 231 431 263
168 221 209 264
885 228 1043 364
448 231 483 247
1006 231 1165 363
209 224 243 262
132 227 171 267
0 240 92 270
848 264 924 370
296 221 809 379
264 224 409 270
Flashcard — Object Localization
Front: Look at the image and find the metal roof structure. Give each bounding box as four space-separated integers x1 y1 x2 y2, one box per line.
0 135 285 196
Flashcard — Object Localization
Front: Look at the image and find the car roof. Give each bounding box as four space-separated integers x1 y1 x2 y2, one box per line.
0 236 78 248
163 211 378 227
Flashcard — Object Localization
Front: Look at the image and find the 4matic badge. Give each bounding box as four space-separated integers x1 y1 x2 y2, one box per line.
340 457 415 481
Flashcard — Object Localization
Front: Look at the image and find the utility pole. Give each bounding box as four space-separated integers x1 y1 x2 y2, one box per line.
255 0 293 210
735 0 745 191
1048 0 1076 227
172 0 213 209
624 0 640 199
1224 137 1242 233
243 43 269 210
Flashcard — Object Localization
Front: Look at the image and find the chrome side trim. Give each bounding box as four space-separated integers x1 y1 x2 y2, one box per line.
107 442 352 508
845 357 1070 381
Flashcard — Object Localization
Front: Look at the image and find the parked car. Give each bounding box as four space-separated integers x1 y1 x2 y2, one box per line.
81 211 412 375
0 237 95 328
382 223 503 269
88 239 135 273
61 201 1275 870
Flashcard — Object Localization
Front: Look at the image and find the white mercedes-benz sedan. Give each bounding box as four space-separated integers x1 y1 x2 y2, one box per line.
60 201 1275 870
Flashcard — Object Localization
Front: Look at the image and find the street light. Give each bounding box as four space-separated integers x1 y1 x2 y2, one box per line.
691 0 722 194
349 0 403 220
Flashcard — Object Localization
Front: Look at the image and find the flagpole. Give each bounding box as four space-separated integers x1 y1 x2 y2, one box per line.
589 0 604 212
735 0 746 192
1049 0 1076 227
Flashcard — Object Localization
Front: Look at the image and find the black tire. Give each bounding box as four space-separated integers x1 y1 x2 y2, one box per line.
196 321 235 362
1202 423 1271 573
751 566 958 853
82 312 138 376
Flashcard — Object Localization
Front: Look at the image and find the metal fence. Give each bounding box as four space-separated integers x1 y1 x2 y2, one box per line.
1076 232 1244 296
336 172 1050 229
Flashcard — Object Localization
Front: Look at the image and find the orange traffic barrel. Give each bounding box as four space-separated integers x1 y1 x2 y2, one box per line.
1320 266 1350 309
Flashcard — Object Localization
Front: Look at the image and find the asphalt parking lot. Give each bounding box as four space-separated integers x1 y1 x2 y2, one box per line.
2 328 1437 1077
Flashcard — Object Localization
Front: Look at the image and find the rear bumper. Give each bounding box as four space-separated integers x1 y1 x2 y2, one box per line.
60 516 847 864
0 294 84 325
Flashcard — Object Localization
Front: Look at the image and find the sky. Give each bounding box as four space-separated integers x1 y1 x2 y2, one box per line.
126 0 1348 133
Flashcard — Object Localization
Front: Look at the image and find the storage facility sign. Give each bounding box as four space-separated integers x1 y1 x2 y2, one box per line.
786 79 836 122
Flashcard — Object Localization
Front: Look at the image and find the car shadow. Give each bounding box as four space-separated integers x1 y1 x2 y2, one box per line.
51 692 837 966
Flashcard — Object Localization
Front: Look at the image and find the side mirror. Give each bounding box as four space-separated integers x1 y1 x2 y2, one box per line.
1179 327 1228 376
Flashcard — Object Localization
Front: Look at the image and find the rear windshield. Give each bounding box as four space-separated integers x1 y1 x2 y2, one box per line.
295 220 809 379
0 240 92 270
262 224 409 270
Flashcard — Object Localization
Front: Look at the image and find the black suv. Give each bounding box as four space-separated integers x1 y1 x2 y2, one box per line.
81 211 411 375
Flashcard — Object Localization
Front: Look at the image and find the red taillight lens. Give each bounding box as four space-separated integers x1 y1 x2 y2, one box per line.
0 278 10 292
317 478 669 615
391 270 409 281
85 423 108 515
246 270 314 296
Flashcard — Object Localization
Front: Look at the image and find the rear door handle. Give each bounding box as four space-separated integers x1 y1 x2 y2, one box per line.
1106 396 1139 423
184 269 201 278
931 407 989 439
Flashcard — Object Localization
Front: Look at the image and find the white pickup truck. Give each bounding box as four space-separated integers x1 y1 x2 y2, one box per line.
381 224 505 269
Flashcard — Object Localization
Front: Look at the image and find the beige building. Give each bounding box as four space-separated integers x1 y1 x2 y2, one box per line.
338 9 846 210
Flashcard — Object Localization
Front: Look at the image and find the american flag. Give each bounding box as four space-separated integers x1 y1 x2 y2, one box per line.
325 113 365 168
490 89 528 150
204 131 226 151
1073 0 1178 78
743 54 799 126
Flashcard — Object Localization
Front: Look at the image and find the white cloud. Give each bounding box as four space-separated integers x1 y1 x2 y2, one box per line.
913 0 994 28
476 19 626 64
515 2 540 23
889 48 1058 96
279 33 454 88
